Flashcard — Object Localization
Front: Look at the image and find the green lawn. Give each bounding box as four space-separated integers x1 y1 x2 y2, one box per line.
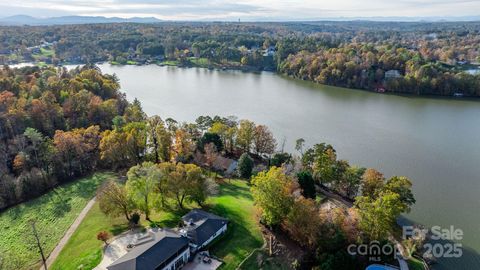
208 179 264 269
189 57 210 67
50 202 129 270
160 60 180 66
32 47 55 61
0 172 114 270
51 179 263 270
40 47 54 57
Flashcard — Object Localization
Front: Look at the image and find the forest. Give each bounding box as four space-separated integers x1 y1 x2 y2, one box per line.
0 65 130 209
0 21 479 96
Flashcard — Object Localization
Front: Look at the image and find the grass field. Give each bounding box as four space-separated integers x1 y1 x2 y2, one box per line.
188 57 210 67
40 47 54 57
49 202 128 270
51 179 263 270
0 172 114 270
207 179 264 269
32 47 55 62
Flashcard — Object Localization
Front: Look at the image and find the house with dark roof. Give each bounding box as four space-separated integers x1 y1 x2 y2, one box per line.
107 228 190 270
180 209 229 252
106 210 228 270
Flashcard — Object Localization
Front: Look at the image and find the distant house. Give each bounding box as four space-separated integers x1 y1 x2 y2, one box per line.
107 228 190 270
30 47 41 54
385 70 402 79
193 152 237 176
212 156 237 176
180 209 228 252
107 210 228 270
263 46 276 57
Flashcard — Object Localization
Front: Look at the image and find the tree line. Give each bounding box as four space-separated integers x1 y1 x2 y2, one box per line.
279 43 480 96
1 21 480 96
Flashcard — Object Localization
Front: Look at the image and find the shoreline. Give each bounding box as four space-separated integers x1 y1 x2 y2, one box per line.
6 61 480 101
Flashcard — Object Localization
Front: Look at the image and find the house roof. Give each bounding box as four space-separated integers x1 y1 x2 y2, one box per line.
107 228 189 270
182 209 228 247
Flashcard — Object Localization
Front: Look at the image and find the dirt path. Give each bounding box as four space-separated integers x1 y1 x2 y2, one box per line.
40 197 97 270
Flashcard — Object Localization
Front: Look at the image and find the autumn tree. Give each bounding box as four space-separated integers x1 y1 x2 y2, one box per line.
253 125 276 156
251 166 296 226
158 162 208 209
126 162 160 220
173 128 195 163
209 122 228 149
333 164 366 199
361 168 385 198
147 116 172 163
99 129 130 168
53 125 100 178
283 197 321 248
204 143 219 169
97 180 133 221
123 122 147 163
97 231 111 246
383 176 415 213
123 98 146 123
302 143 338 185
236 120 255 153
354 191 404 241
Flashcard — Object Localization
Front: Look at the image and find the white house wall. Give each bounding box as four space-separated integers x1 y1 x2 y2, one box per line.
160 247 190 270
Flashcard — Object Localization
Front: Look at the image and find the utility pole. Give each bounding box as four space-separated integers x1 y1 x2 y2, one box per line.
30 220 47 270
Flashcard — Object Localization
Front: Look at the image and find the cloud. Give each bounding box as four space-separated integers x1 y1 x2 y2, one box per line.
0 0 479 20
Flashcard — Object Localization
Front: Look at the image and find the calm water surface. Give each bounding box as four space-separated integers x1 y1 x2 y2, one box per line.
94 64 480 269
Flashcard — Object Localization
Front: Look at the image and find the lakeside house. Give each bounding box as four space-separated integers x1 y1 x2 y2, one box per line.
107 229 191 270
180 209 229 253
385 70 402 79
106 210 228 270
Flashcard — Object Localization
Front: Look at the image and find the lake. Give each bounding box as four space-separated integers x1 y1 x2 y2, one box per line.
20 62 480 269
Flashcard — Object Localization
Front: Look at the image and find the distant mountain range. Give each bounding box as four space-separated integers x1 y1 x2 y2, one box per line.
0 14 479 26
0 15 163 25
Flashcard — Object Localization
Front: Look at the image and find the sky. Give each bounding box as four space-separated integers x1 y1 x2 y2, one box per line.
0 0 479 21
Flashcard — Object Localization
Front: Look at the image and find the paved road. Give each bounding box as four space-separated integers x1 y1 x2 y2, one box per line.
40 197 97 270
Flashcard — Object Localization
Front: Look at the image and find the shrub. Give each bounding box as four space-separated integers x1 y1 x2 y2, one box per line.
97 231 110 245
130 212 140 225
238 153 254 179
297 171 316 199
270 152 292 167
